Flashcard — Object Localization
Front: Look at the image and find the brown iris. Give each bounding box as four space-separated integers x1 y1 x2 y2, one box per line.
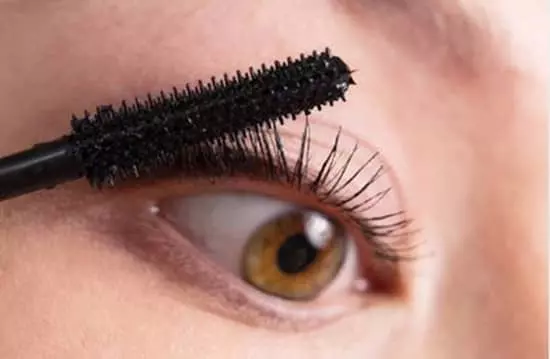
241 211 347 300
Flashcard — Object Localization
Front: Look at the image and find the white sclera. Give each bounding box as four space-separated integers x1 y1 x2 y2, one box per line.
161 192 299 273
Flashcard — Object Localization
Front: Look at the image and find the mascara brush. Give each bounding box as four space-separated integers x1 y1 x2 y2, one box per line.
0 49 355 201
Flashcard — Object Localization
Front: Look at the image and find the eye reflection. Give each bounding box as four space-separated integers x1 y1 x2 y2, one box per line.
243 211 346 300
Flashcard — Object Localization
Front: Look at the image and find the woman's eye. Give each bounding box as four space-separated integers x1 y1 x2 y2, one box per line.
139 121 409 323
159 191 361 301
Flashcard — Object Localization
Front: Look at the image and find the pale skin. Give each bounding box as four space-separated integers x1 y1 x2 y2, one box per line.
0 0 547 358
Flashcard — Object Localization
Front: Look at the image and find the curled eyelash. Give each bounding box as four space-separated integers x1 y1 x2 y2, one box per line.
166 121 414 261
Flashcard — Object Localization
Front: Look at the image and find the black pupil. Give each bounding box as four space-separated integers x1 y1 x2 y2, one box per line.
276 233 319 274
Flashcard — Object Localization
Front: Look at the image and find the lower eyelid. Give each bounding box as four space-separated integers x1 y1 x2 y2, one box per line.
95 198 369 331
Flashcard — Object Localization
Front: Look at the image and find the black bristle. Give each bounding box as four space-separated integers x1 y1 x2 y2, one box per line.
69 49 355 187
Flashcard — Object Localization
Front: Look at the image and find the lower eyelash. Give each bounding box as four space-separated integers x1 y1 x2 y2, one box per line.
171 121 413 261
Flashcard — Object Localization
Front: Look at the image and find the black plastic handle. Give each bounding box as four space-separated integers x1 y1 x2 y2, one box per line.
0 137 83 201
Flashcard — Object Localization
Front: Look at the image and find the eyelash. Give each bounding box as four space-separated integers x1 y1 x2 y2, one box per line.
158 121 412 261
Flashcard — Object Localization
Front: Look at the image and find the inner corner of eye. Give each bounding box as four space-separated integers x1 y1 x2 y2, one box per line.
155 191 372 302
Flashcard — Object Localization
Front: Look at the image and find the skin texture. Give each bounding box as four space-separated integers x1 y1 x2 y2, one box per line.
0 0 547 358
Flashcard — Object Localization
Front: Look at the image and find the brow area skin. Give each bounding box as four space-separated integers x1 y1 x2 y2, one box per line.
334 0 498 78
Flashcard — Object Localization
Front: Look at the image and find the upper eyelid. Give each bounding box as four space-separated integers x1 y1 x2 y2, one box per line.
127 120 412 260
92 116 412 261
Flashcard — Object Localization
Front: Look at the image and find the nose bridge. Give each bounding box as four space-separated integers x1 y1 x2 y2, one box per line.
420 153 547 359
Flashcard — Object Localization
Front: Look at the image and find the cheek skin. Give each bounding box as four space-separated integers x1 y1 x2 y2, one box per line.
0 220 272 358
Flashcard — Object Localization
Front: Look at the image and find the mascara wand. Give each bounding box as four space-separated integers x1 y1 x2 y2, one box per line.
0 49 355 201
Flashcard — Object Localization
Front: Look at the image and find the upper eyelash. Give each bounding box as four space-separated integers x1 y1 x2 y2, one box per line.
277 123 413 260
157 121 414 261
